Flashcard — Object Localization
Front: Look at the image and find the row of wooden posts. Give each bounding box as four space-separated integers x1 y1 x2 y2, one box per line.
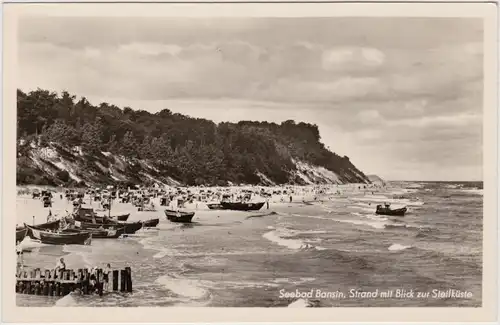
16 267 132 296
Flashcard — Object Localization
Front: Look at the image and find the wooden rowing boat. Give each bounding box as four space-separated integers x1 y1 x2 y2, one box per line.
164 209 195 223
142 218 159 227
16 227 28 243
62 227 125 239
80 221 143 234
220 201 265 211
207 203 223 210
26 220 61 239
375 204 407 216
25 225 91 245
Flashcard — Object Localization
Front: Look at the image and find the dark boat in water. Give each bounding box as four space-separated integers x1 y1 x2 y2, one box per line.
80 221 143 234
16 227 28 243
25 225 91 245
207 203 223 210
220 201 265 211
142 218 160 227
375 204 407 216
164 209 195 223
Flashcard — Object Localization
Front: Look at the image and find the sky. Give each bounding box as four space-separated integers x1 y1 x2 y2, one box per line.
18 17 484 181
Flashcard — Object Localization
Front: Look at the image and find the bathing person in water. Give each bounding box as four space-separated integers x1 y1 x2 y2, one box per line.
55 258 66 272
89 268 97 292
16 241 24 268
103 264 111 291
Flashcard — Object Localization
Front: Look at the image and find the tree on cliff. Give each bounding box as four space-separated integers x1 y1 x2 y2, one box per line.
16 88 370 186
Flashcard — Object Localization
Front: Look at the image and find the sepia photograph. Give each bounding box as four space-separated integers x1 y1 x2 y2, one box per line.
2 2 498 323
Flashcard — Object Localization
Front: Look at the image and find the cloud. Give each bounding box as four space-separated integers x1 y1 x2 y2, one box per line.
118 43 183 56
357 109 382 124
322 47 385 70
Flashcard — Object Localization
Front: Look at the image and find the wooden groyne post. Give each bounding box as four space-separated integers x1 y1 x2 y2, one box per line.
16 267 133 296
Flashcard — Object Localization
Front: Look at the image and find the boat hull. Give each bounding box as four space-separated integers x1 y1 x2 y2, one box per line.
376 207 407 216
63 227 125 238
207 203 223 210
26 225 91 245
16 228 28 243
80 221 143 234
164 210 195 223
115 214 130 221
220 201 265 211
26 220 60 239
143 218 160 227
75 214 129 224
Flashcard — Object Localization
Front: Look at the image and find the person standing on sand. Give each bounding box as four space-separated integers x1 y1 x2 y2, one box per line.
266 197 269 209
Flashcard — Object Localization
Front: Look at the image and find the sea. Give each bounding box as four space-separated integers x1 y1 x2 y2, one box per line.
15 181 483 307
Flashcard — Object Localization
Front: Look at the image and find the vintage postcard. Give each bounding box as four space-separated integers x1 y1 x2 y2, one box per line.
2 1 498 323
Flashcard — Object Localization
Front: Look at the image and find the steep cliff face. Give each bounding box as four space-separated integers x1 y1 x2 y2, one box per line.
17 141 370 187
16 89 371 187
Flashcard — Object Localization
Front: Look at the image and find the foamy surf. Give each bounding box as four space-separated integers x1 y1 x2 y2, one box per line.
273 277 316 285
288 298 313 308
388 243 412 251
155 275 209 299
138 238 176 259
262 229 323 251
352 212 388 221
54 293 79 306
153 250 170 259
156 223 183 231
18 238 47 249
460 188 483 195
263 230 310 250
62 245 93 254
331 217 386 230
62 245 94 267
352 196 423 207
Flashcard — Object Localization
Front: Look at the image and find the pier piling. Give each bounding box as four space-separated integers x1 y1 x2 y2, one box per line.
16 267 132 297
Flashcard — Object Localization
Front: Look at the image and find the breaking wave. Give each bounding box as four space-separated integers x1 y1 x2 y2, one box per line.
262 228 325 251
388 243 412 251
155 274 210 300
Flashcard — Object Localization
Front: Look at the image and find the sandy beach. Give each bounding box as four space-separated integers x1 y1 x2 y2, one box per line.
16 181 483 307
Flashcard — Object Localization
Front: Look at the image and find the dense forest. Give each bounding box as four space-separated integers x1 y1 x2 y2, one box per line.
17 88 370 187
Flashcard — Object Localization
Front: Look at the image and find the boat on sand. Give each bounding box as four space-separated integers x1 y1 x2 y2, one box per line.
164 209 195 223
142 218 160 227
220 201 265 211
25 225 92 245
80 221 143 234
62 227 125 239
16 227 28 243
207 203 223 210
26 219 61 239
